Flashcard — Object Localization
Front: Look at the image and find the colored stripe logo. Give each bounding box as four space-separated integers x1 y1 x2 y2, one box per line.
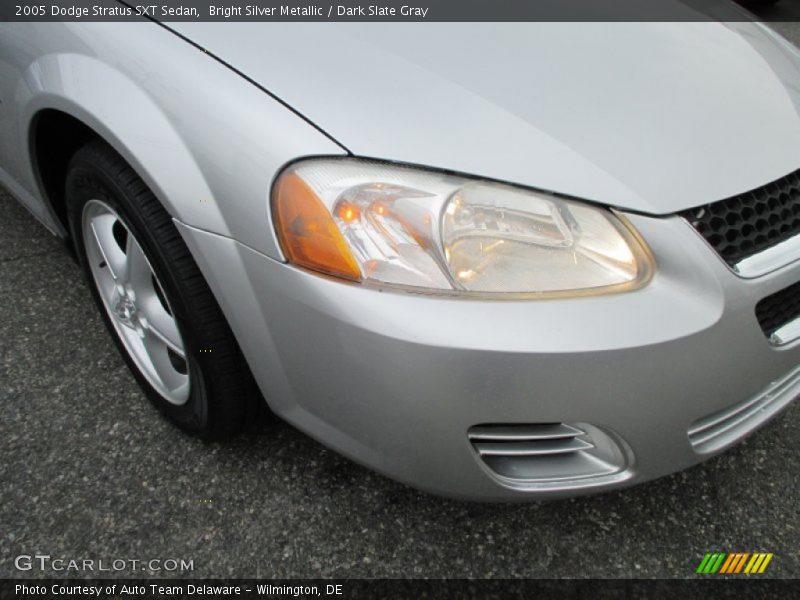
696 552 773 574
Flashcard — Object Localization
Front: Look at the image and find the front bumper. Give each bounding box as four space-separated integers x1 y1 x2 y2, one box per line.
175 211 800 500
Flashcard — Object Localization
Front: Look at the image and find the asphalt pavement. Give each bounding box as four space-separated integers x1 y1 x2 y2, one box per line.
2 19 800 581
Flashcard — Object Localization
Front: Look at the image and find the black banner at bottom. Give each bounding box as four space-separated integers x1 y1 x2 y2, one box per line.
1 579 798 600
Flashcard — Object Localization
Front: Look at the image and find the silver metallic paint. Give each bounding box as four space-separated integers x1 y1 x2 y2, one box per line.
0 22 344 257
172 22 800 215
2 21 800 498
175 213 800 499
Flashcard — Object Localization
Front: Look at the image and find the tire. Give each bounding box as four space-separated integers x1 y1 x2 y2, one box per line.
65 140 259 439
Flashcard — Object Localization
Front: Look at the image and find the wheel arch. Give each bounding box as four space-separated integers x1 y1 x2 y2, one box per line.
22 53 230 240
29 109 100 235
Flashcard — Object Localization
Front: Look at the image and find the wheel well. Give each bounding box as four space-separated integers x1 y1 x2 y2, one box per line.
30 110 100 234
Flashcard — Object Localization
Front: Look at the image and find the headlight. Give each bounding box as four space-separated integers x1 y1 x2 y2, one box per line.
271 159 653 296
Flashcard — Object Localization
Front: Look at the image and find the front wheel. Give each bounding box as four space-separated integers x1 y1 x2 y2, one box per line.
66 140 258 439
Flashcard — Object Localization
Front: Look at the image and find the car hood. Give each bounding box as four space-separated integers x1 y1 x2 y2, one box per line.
171 22 800 214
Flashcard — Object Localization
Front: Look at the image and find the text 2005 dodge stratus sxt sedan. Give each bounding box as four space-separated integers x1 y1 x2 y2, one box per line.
2 20 800 500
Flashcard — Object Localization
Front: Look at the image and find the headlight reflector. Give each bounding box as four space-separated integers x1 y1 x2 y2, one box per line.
442 183 641 293
272 159 652 296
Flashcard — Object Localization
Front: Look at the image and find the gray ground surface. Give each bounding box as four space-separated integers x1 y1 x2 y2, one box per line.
2 19 800 581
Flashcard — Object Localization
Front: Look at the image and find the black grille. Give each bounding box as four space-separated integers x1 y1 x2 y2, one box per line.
680 169 800 266
756 281 800 338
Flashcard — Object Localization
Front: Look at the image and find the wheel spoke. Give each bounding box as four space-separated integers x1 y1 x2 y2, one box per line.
141 300 185 358
142 335 189 396
124 234 153 290
169 380 190 400
88 216 127 282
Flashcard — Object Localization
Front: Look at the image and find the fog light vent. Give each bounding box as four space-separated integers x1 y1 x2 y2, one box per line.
468 423 630 489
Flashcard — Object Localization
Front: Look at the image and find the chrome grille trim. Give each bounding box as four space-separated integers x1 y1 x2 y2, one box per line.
679 167 800 276
772 317 800 346
755 280 800 346
733 235 800 278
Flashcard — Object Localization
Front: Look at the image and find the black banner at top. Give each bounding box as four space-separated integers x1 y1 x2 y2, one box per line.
2 0 800 22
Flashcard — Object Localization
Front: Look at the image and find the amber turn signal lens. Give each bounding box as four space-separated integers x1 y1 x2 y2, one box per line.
272 172 362 281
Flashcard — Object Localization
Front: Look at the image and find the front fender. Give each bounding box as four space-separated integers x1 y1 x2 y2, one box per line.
24 52 228 236
11 22 345 258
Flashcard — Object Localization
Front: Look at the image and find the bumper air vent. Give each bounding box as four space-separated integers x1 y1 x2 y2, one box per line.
468 423 631 490
680 168 800 275
755 280 800 345
688 366 800 454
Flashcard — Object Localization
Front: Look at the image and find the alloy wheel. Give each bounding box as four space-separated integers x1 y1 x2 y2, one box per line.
82 199 190 405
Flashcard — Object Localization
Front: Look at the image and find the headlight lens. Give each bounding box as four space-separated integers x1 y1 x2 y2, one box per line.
272 159 652 296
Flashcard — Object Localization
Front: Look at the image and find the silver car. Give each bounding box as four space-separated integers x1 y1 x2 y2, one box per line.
1 21 799 500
